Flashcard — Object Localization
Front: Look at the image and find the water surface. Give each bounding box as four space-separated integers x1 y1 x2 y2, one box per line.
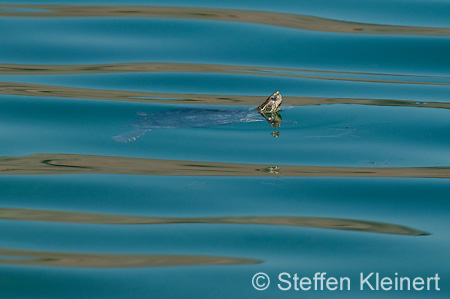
0 1 449 298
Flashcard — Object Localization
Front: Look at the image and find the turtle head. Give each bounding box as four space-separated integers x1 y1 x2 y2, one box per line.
257 91 283 129
257 91 282 113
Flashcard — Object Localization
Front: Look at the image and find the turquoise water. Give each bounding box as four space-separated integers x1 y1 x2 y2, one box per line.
0 1 449 298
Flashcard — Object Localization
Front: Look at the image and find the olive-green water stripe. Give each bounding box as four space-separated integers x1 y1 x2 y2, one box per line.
0 207 428 236
1 5 450 36
1 154 449 178
0 247 260 268
2 62 450 86
1 82 449 109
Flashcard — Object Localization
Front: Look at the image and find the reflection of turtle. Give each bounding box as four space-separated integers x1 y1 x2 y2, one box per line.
113 91 283 143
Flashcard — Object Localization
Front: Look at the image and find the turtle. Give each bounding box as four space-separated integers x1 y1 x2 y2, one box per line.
113 91 283 143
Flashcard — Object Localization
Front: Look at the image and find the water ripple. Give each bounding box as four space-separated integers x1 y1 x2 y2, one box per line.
0 247 259 268
1 82 449 109
1 154 449 178
1 4 450 36
2 62 450 85
0 207 429 235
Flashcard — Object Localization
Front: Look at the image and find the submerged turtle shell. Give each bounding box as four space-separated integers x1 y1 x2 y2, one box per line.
113 91 283 143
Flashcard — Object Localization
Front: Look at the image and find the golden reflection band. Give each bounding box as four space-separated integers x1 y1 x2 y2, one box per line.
0 153 449 178
0 207 429 235
1 4 450 37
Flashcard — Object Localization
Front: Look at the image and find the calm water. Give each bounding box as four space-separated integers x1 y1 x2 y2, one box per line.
0 1 449 298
